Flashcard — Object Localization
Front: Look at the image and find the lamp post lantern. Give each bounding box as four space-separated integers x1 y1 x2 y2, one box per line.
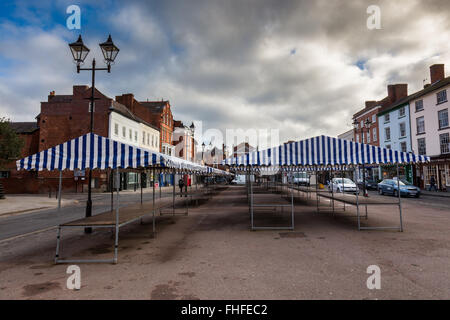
69 34 119 233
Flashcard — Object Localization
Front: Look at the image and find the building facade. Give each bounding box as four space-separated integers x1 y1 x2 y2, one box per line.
352 84 408 181
139 100 175 157
409 64 450 190
3 86 171 193
337 129 354 141
173 121 195 162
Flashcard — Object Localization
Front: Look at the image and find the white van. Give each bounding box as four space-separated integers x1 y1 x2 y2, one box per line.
231 174 254 185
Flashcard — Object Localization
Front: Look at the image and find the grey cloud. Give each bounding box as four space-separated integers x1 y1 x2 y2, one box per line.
2 0 450 148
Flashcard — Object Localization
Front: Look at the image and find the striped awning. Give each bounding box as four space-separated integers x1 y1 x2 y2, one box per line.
222 135 430 167
16 133 228 174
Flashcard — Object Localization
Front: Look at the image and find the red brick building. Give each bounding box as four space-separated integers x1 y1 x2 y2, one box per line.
3 86 165 193
352 84 408 147
139 100 174 156
1 122 40 193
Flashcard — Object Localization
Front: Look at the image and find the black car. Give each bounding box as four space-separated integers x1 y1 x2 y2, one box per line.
358 179 378 190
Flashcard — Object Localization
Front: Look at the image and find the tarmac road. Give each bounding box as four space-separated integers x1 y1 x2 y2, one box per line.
1 185 449 299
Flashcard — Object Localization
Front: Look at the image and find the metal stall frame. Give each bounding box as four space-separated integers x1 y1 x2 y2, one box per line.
249 167 295 231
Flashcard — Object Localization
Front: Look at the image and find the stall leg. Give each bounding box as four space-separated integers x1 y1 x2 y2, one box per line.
54 227 61 264
397 163 403 232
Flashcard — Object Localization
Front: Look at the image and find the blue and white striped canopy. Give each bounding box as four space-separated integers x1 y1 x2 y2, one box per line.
223 135 430 167
16 133 228 174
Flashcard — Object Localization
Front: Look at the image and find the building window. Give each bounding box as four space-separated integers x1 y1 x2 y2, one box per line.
440 133 450 154
373 128 377 142
399 122 406 137
400 142 407 153
142 132 145 144
437 90 447 104
367 132 371 143
122 126 126 138
384 114 390 123
438 109 449 129
416 116 425 134
129 129 132 140
385 127 391 141
151 135 154 147
417 138 426 155
415 100 424 112
114 123 119 135
386 144 391 149
372 114 376 123
399 106 406 118
0 171 10 178
134 131 138 142
360 120 363 129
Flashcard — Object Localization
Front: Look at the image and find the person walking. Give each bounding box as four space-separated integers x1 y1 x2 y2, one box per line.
178 178 185 197
429 176 437 192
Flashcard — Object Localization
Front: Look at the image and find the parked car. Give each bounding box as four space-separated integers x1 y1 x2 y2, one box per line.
293 172 310 186
357 178 378 190
230 174 250 185
377 179 420 198
328 178 359 194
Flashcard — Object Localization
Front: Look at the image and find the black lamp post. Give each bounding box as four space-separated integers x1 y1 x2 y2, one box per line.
69 34 119 233
353 118 372 197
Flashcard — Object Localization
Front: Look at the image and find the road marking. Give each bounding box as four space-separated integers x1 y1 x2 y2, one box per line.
0 226 57 244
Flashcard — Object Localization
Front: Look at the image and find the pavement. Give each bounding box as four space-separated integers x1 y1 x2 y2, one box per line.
0 195 78 218
0 186 449 299
421 190 450 198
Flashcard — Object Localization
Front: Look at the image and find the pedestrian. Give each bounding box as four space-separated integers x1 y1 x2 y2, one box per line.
184 176 188 197
429 176 437 192
178 178 185 197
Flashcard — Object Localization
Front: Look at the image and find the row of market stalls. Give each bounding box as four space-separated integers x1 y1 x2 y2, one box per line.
16 133 230 264
222 135 430 232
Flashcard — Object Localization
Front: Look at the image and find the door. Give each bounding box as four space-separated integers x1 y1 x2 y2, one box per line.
439 168 446 191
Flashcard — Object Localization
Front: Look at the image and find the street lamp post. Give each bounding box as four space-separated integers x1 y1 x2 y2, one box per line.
69 35 119 233
353 118 371 197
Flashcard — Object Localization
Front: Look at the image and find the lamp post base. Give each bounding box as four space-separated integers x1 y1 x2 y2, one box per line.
85 199 93 234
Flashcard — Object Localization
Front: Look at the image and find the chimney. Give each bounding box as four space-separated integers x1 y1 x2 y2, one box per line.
116 94 135 112
430 64 445 84
387 84 408 103
73 85 89 97
365 101 377 108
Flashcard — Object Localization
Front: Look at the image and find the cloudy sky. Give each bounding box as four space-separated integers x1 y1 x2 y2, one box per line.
1 0 450 150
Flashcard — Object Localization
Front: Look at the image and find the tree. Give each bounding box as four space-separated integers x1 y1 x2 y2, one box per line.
0 117 24 199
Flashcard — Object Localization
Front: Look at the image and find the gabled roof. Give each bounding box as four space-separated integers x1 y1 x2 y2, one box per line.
378 76 450 116
109 101 159 131
140 101 169 115
10 122 39 134
353 103 381 119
